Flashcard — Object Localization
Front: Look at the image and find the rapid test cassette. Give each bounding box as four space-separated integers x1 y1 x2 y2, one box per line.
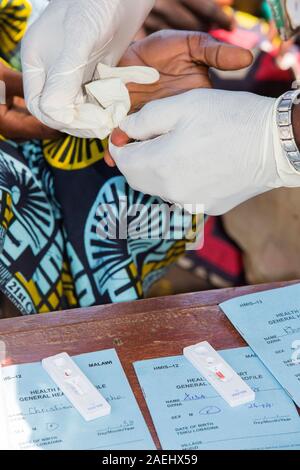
183 341 255 407
42 352 111 421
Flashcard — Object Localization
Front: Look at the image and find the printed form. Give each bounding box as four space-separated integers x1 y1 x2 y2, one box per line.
134 347 300 450
220 284 300 407
0 349 155 450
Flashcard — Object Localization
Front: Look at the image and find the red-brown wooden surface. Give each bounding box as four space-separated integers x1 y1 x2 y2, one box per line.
0 280 299 448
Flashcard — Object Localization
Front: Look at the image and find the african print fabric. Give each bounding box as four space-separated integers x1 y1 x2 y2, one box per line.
0 1 195 314
0 0 31 68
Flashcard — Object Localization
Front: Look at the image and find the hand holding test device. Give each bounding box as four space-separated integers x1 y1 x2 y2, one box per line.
183 341 255 407
42 352 111 421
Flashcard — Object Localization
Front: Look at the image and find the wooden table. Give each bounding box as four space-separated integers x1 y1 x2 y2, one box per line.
0 280 298 449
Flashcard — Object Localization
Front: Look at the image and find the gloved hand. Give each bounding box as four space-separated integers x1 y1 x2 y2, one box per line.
21 0 155 138
109 89 300 216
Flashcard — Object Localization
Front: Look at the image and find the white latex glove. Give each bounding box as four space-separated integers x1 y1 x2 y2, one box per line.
21 0 155 138
109 89 300 216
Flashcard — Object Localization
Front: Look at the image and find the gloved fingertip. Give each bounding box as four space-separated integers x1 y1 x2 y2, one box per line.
108 140 122 158
118 113 137 137
109 139 134 165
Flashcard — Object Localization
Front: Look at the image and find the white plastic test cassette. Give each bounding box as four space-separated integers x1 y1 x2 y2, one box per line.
183 341 255 407
42 352 111 421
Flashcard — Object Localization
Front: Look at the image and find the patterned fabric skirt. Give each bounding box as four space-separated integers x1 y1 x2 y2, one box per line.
0 137 192 314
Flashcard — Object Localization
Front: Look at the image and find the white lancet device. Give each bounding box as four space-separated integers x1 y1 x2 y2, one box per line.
42 352 111 422
183 341 255 407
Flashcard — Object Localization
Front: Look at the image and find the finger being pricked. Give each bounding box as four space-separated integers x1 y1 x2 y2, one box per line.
104 129 132 167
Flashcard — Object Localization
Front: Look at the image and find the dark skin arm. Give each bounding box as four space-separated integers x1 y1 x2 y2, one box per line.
144 0 235 34
0 62 61 141
104 30 253 166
